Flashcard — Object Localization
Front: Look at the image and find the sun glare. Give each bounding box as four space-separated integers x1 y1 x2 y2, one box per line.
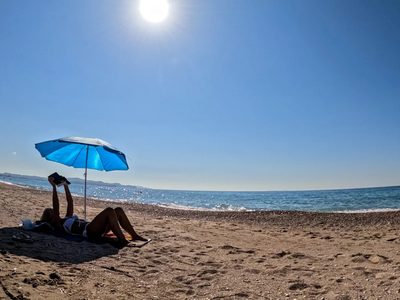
140 0 169 23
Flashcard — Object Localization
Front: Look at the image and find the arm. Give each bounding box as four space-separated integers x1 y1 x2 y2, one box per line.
49 178 62 230
64 184 74 217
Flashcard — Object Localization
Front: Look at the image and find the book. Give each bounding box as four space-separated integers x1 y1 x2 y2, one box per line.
48 172 70 186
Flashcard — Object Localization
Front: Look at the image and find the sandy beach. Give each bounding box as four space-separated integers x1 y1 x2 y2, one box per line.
1 182 400 299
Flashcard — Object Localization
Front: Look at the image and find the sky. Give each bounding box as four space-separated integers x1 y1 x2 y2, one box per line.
0 0 399 191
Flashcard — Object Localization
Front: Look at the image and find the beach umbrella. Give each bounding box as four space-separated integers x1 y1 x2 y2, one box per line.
35 136 129 220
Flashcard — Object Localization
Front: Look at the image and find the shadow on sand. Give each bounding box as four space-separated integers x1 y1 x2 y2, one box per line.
0 227 120 264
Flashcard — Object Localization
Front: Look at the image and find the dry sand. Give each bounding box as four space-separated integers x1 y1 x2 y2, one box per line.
1 182 400 299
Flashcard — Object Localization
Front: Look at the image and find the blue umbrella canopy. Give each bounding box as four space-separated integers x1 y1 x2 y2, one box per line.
35 136 129 171
35 136 129 219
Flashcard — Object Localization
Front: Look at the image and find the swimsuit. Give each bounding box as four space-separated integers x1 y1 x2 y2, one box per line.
63 215 90 238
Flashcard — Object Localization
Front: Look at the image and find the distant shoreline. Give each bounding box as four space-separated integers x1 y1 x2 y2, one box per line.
1 172 399 193
2 182 400 229
0 177 400 214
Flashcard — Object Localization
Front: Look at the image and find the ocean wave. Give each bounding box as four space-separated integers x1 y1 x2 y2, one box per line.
1 173 400 212
333 208 400 214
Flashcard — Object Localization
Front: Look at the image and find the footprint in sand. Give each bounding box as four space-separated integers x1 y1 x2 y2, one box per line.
220 245 255 255
368 254 391 264
174 288 195 296
271 251 290 258
196 269 219 281
197 261 222 268
290 253 307 259
351 253 391 264
288 282 309 290
144 269 159 275
244 269 261 274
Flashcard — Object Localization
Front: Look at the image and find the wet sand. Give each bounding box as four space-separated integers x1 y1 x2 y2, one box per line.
1 181 400 299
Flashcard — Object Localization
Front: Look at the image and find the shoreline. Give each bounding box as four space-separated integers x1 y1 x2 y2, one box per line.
2 179 400 216
2 181 400 229
2 177 400 215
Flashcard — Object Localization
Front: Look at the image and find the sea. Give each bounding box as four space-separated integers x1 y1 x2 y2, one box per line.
1 173 400 213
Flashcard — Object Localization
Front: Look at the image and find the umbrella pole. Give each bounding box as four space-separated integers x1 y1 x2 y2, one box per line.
84 147 89 220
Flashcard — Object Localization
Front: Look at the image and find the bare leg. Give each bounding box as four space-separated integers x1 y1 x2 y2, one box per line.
48 178 61 222
86 208 128 244
114 207 147 241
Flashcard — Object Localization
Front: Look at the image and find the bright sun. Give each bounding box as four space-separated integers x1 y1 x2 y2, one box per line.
140 0 169 23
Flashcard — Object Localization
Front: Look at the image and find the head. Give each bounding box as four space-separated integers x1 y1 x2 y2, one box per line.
40 208 54 223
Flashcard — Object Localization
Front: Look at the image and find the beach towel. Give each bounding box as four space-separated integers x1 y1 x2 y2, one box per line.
19 219 151 248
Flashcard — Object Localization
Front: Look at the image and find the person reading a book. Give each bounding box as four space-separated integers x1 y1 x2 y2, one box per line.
40 174 148 246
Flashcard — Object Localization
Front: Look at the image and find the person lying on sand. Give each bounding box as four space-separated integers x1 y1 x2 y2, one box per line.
40 175 148 246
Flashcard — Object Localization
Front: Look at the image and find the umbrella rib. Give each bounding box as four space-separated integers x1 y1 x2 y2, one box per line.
95 146 105 171
71 144 87 167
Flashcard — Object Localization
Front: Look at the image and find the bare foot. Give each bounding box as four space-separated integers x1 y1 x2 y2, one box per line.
131 235 148 241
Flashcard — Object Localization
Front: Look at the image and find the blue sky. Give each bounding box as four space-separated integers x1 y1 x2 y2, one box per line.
1 0 399 191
